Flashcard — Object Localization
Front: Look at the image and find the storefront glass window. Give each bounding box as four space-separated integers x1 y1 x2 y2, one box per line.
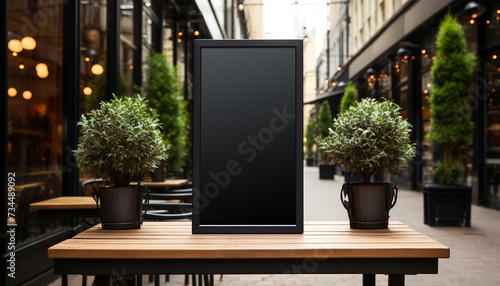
486 49 500 204
8 0 64 245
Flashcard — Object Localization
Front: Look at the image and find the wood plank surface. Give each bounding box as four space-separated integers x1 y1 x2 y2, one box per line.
30 196 97 210
130 179 189 188
48 221 450 260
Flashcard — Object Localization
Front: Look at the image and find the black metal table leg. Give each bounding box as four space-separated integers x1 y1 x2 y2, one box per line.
61 274 68 286
388 274 405 286
363 274 376 286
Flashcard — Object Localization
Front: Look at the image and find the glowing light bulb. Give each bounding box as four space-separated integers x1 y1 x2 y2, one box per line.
23 91 32 100
21 37 36 50
194 30 200 36
8 39 23 53
91 64 103 75
83 87 92 95
19 64 25 70
8 87 17 97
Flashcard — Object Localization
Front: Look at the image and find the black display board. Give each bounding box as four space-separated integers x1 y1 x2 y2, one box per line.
193 40 303 234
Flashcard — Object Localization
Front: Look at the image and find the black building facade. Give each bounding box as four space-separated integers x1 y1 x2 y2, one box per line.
315 0 500 210
1 0 249 285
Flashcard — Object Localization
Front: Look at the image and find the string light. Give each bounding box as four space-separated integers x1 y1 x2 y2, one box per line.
22 91 32 100
21 37 36 50
91 64 103 75
8 88 17 97
83 87 92 95
8 39 23 53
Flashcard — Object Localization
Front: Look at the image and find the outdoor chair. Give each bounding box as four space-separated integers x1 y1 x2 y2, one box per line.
143 189 216 286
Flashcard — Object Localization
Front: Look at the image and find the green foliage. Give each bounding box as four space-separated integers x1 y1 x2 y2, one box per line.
427 13 475 185
83 60 129 113
340 81 357 114
74 95 169 187
305 117 315 157
143 52 189 170
434 160 463 186
316 98 416 183
317 101 332 138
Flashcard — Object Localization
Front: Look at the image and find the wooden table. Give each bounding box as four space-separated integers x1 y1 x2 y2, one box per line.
30 196 99 218
48 221 449 286
130 179 189 189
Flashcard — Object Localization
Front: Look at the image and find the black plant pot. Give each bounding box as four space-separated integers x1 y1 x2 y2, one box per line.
423 184 471 227
319 163 335 180
342 170 384 183
306 158 314 167
94 185 146 230
341 182 398 229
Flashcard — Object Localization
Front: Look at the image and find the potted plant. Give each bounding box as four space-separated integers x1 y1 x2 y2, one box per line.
316 98 416 229
144 52 189 180
424 13 475 226
317 100 335 179
74 95 168 229
305 116 315 166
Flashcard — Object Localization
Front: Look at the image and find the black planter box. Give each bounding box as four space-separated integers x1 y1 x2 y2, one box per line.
305 158 314 166
423 184 471 227
319 163 335 180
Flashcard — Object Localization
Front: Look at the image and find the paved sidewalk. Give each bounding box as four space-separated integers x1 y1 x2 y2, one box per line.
52 166 500 286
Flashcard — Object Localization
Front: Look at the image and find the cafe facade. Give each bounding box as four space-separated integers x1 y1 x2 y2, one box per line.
1 0 251 285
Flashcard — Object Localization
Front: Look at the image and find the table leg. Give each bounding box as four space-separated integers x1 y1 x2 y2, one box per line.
363 274 375 286
388 274 404 286
61 274 68 286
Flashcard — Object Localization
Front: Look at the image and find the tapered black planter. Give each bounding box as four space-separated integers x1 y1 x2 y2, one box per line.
94 185 146 229
423 184 471 227
319 163 335 180
306 158 314 167
341 182 398 229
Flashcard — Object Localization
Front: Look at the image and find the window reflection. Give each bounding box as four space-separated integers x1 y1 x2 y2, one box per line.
8 0 64 245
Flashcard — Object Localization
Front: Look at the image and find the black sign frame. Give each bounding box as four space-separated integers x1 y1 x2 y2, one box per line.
193 39 303 234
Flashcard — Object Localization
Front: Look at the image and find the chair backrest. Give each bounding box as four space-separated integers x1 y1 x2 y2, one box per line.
144 189 192 220
81 179 109 196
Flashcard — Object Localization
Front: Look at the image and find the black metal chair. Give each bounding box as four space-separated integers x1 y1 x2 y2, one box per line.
143 188 214 286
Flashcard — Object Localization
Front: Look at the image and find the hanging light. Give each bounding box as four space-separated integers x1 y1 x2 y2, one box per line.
19 64 25 70
8 39 23 53
91 64 104 75
194 30 200 37
83 87 93 95
36 63 49 78
21 37 36 50
23 91 32 100
238 3 244 11
8 87 17 97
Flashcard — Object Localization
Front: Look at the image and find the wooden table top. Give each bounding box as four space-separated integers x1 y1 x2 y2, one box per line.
130 179 189 188
30 196 97 210
48 221 450 260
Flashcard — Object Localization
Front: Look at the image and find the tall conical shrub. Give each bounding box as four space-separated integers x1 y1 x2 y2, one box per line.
427 13 475 185
318 100 332 138
144 52 189 170
305 117 315 158
340 81 357 114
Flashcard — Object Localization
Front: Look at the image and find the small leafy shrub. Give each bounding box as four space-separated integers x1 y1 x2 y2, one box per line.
317 101 332 138
316 98 416 183
74 95 169 187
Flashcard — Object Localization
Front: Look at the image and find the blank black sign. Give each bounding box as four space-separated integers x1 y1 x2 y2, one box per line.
193 40 303 234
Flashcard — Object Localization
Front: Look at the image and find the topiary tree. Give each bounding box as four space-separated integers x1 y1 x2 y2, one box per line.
305 116 315 158
426 12 475 185
143 52 189 171
316 98 416 183
74 95 168 187
340 81 357 114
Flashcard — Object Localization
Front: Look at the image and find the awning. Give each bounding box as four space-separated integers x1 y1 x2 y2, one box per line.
304 89 345 105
